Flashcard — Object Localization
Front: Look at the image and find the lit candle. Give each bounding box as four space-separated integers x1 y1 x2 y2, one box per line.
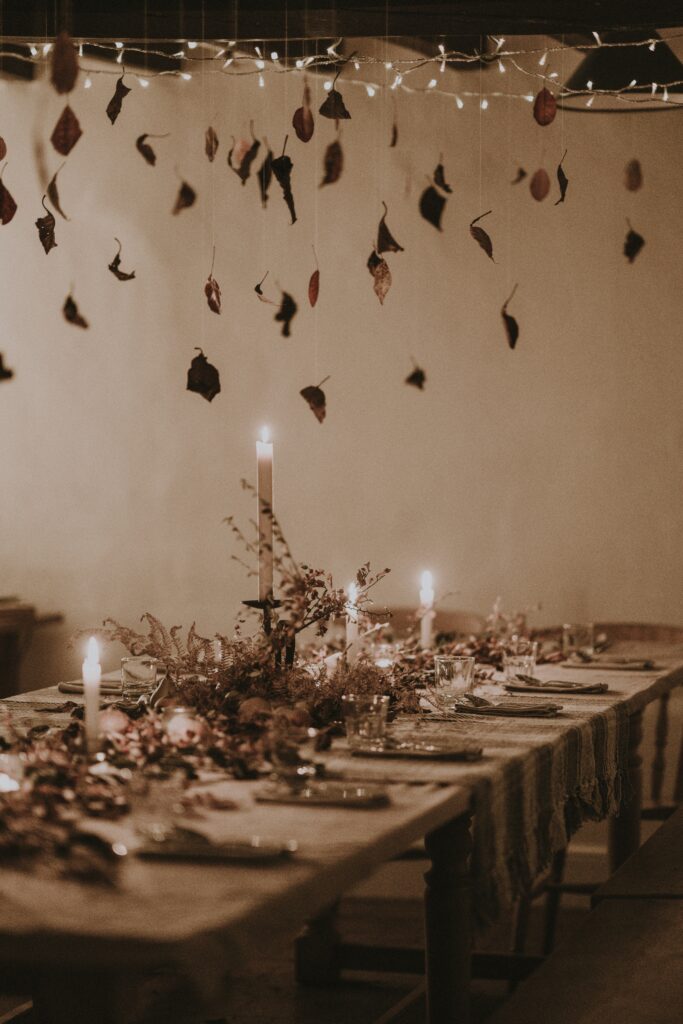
256 426 274 602
346 582 359 663
419 570 435 650
82 636 101 752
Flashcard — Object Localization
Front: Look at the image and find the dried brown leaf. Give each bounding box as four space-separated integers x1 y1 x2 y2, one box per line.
555 149 569 205
35 196 57 254
108 238 136 281
0 353 14 381
204 249 221 314
187 348 220 402
292 82 314 142
390 121 398 148
228 133 261 184
625 158 643 192
308 268 320 308
501 285 519 350
106 74 131 125
624 220 645 263
0 138 6 161
300 377 329 423
320 138 343 187
136 133 168 166
419 185 446 230
511 167 527 185
205 126 219 162
405 365 426 390
47 163 69 219
533 88 556 126
275 291 298 337
271 145 296 224
377 201 404 254
529 168 550 202
0 166 17 225
434 163 452 194
258 148 273 207
51 105 83 156
172 180 196 215
469 210 494 261
50 31 79 95
367 250 392 305
319 88 351 121
63 294 89 329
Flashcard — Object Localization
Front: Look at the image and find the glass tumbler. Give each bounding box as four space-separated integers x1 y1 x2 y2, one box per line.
503 653 537 683
427 656 475 712
562 623 595 659
341 694 390 751
121 656 163 700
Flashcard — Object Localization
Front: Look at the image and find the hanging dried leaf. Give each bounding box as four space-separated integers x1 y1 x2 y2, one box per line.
205 126 219 162
0 139 6 161
46 163 68 219
187 348 220 402
254 272 277 305
501 285 519 350
434 163 452 194
105 74 131 125
511 167 527 185
300 376 329 423
35 196 57 254
204 248 221 313
0 166 17 225
136 133 169 166
419 185 446 230
555 150 569 205
0 353 14 382
625 158 643 192
529 168 550 202
469 210 495 261
309 269 320 307
533 88 557 126
624 221 645 263
63 294 89 329
172 180 196 215
367 250 392 305
390 121 398 148
292 82 314 142
405 364 426 390
257 148 273 207
275 292 298 337
319 88 351 121
51 105 82 156
50 31 79 95
376 201 404 254
108 238 136 281
227 130 261 184
271 142 297 224
320 138 343 187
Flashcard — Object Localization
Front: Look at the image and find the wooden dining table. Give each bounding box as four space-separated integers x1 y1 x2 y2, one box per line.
0 641 681 1024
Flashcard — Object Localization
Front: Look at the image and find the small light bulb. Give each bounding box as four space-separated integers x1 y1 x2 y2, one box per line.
629 78 637 87
42 43 52 55
255 46 262 58
84 76 92 89
494 36 505 52
539 51 547 66
428 78 437 88
549 71 558 79
224 57 233 67
391 73 402 89
228 41 235 47
455 95 464 109
78 42 83 57
438 43 445 54
270 51 278 61
180 72 192 81
258 73 265 87
498 59 506 73
173 50 184 58
116 48 124 63
587 79 593 89
255 58 265 70
326 43 337 56
651 82 658 95
385 61 393 70
324 79 333 91
586 94 595 107
481 98 489 110
187 40 198 49
115 41 124 49
525 93 534 102
139 77 150 88
663 85 669 101
295 59 303 68
366 84 376 97
649 41 657 52
592 31 602 45
353 60 360 70
29 45 38 57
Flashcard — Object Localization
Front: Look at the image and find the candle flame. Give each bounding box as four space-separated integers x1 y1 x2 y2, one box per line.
86 636 99 663
260 426 271 444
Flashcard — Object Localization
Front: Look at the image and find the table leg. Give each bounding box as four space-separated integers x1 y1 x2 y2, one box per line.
608 708 644 873
424 811 472 1024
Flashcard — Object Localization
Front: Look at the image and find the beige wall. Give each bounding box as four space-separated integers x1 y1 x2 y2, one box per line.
1 39 682 685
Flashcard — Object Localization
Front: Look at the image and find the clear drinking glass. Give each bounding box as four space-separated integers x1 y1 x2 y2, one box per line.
121 656 163 700
562 623 595 659
427 656 475 712
341 694 390 751
506 637 538 659
503 653 537 682
129 773 186 842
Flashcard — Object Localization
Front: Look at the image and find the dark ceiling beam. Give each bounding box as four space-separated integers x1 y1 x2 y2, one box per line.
0 2 681 41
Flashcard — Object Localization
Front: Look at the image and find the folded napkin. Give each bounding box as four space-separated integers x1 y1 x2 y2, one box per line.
58 679 123 695
560 658 657 671
351 737 483 761
256 780 390 808
455 700 562 717
505 680 608 695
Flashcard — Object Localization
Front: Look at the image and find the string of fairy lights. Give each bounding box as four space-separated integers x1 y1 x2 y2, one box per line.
1 33 682 108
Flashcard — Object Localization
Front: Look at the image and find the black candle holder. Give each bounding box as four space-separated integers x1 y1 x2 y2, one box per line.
242 598 296 668
242 597 282 637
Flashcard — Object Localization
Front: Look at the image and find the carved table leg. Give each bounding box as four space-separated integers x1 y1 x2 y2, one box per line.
609 708 644 873
424 812 473 1024
651 693 670 805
